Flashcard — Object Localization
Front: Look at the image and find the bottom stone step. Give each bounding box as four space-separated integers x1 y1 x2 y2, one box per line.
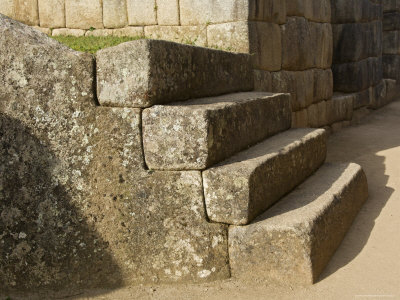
228 163 368 285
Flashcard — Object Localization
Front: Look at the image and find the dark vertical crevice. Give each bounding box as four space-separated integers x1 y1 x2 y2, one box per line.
92 56 101 106
139 110 149 170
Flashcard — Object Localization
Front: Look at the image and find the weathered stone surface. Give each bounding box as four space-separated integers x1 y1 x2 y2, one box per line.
351 107 371 124
0 0 14 18
143 92 291 170
333 57 383 92
383 0 400 12
33 25 51 35
52 28 85 36
332 0 382 23
326 94 354 124
383 12 400 30
85 29 114 37
65 0 103 29
145 25 207 47
383 30 400 55
291 108 308 128
127 0 157 25
333 21 383 63
313 69 333 102
204 129 327 225
383 54 400 80
103 0 128 28
369 80 388 108
229 163 368 285
352 88 372 109
282 17 331 70
249 0 286 24
38 0 65 28
157 0 180 25
308 100 328 127
286 0 331 22
207 21 282 71
113 26 144 37
384 78 400 102
331 120 351 132
96 39 253 108
14 0 39 25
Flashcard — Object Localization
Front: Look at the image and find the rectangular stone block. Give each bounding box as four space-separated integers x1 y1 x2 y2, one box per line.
207 21 282 71
38 0 65 28
0 0 14 18
145 25 207 47
127 0 157 25
103 0 128 28
157 0 180 25
384 78 400 102
383 30 400 54
383 0 400 12
96 39 253 108
369 80 388 108
85 29 114 37
383 54 400 80
286 0 331 22
313 69 333 102
229 163 368 285
52 28 85 36
333 57 383 92
14 0 39 25
291 108 308 128
352 88 372 109
249 0 286 24
333 21 383 63
203 129 327 225
65 0 103 29
113 26 144 37
332 0 382 23
383 12 400 30
308 100 328 127
326 94 354 124
351 107 371 124
311 22 333 69
143 92 291 170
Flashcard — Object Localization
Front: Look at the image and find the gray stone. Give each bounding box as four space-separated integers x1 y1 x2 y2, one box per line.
157 0 180 25
127 0 157 25
65 0 103 29
332 0 382 23
14 0 39 25
352 88 372 109
38 0 66 28
313 69 333 102
286 0 331 22
96 39 253 108
369 80 389 108
383 30 400 55
291 108 308 128
229 163 368 285
308 100 328 127
383 12 400 30
383 0 400 12
384 78 400 102
383 54 400 80
351 107 371 124
203 129 327 225
326 94 354 124
249 0 286 24
143 92 291 170
103 0 128 28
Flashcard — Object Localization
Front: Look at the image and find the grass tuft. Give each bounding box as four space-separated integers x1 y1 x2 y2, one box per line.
51 35 143 54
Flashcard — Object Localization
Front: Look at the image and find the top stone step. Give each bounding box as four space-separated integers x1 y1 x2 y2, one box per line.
96 39 254 108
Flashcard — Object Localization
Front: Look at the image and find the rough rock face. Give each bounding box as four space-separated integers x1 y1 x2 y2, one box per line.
0 15 230 290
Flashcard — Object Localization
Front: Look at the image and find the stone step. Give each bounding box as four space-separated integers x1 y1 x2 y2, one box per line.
96 39 254 108
203 128 327 226
143 92 291 170
229 162 368 285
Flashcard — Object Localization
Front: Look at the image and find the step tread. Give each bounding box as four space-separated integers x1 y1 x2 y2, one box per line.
229 162 368 285
143 92 291 170
203 128 327 225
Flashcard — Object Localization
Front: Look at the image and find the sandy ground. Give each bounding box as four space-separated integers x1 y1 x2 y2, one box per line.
3 100 400 300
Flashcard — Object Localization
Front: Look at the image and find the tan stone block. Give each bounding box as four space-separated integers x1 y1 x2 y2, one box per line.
38 0 65 28
52 28 85 36
313 69 333 102
14 0 39 26
113 26 144 37
208 21 281 71
65 0 103 29
291 109 308 128
326 94 354 124
85 29 114 37
157 0 180 25
0 0 15 18
127 0 157 25
145 25 207 47
308 100 328 127
33 26 51 35
103 0 128 28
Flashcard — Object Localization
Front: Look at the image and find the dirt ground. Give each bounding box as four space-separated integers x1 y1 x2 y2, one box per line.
3 100 400 300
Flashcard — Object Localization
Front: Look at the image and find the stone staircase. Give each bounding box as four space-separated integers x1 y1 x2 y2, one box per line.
96 39 368 285
0 16 369 289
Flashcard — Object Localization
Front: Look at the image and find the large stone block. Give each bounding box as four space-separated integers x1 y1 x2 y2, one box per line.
103 0 128 28
383 54 400 80
308 100 328 127
113 26 144 37
52 28 85 36
38 0 65 28
332 0 382 23
311 22 333 69
96 39 253 108
384 78 400 102
145 25 207 46
291 108 308 128
203 129 327 225
229 163 368 285
143 92 291 170
127 0 157 25
333 57 383 92
383 30 400 54
207 21 282 71
157 0 180 25
383 11 400 30
333 21 383 63
313 69 333 102
352 88 372 109
326 94 354 124
248 0 286 24
369 80 388 108
0 0 14 18
14 0 39 25
286 0 331 22
383 0 400 12
65 0 103 29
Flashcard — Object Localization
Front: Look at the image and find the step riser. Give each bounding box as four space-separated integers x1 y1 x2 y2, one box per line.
143 92 291 170
228 163 368 285
204 129 327 225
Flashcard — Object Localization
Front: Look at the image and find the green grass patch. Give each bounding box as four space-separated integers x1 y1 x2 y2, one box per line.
51 35 143 54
